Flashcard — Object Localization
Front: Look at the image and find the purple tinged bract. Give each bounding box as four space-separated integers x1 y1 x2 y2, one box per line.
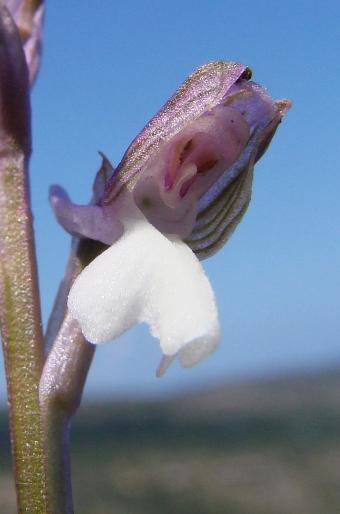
3 0 44 86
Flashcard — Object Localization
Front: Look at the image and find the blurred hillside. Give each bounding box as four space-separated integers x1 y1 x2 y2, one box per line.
1 366 340 513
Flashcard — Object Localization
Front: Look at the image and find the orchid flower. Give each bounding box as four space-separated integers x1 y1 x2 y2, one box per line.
51 61 291 376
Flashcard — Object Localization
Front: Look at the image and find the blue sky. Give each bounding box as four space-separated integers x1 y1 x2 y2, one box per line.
1 0 339 401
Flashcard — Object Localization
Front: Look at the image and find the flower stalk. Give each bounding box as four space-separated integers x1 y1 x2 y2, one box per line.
39 160 112 512
40 235 107 512
40 310 95 514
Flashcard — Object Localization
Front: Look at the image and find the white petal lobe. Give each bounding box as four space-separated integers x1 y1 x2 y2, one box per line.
68 214 220 366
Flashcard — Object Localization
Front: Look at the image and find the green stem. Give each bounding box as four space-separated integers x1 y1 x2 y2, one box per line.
0 151 47 511
0 6 47 510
